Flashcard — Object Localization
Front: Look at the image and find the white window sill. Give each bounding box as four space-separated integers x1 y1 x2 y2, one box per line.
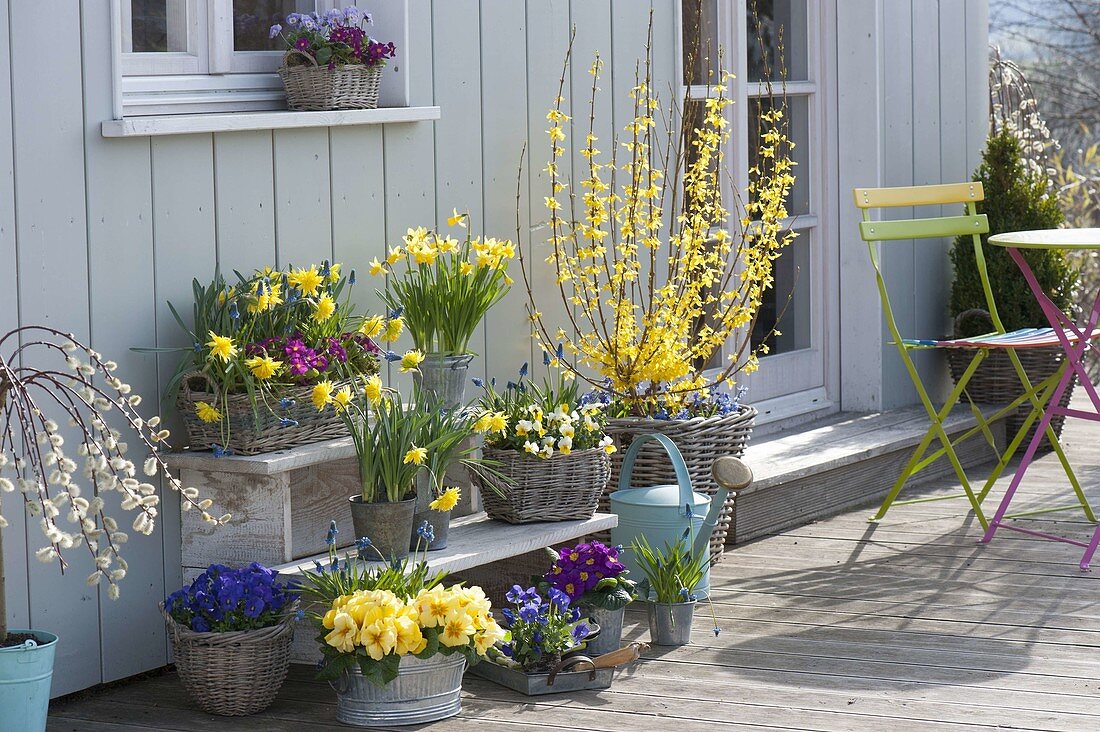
100 105 440 138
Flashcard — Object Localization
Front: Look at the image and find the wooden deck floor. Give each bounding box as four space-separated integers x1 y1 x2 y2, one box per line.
48 415 1100 731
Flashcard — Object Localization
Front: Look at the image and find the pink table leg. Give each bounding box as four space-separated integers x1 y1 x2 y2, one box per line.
979 247 1100 570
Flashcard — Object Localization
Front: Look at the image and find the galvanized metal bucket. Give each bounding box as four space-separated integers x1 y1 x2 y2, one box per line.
646 600 696 646
330 653 466 726
579 605 624 657
412 353 474 409
471 657 613 695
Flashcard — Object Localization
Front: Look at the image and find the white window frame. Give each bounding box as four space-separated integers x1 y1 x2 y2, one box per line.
111 0 414 118
678 0 836 417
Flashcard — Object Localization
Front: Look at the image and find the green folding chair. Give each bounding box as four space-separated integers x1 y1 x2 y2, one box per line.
854 182 1096 529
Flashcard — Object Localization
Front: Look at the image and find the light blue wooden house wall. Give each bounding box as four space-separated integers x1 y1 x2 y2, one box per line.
0 0 987 695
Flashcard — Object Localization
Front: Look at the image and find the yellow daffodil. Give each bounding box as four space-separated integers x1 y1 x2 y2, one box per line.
360 315 384 338
446 208 467 228
312 293 336 323
385 246 403 266
364 374 383 405
403 445 427 465
245 355 282 380
486 411 507 434
328 262 342 282
382 317 404 343
459 261 474 276
312 381 335 411
288 265 324 295
368 258 387 276
205 332 237 363
332 386 353 411
195 402 222 423
399 350 424 373
429 487 461 512
436 236 459 253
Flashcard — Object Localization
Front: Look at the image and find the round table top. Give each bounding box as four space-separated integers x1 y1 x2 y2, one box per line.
989 228 1100 249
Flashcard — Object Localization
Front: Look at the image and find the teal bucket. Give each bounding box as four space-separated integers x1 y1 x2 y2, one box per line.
0 630 58 732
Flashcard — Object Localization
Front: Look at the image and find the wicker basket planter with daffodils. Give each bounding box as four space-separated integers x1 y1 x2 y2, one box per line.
299 531 505 726
374 214 516 409
270 7 397 111
518 37 796 563
163 563 298 716
152 261 384 455
472 368 615 524
0 326 223 729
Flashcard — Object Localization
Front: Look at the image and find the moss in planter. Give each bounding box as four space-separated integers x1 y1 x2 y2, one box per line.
949 131 1074 338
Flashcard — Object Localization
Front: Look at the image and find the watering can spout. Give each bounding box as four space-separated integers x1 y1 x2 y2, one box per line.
694 457 754 557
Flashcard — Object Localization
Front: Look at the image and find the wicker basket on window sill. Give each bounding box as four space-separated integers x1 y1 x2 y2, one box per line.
278 50 382 111
176 371 352 455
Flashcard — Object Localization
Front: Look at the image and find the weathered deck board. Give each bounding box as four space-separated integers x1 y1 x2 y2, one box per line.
48 406 1100 730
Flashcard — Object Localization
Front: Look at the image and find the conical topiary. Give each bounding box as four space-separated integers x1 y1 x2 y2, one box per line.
949 130 1074 337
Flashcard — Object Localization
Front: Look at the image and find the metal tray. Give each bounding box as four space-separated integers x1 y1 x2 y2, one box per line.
469 656 614 696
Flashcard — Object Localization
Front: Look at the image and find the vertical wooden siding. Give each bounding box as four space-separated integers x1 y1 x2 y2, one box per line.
1 0 685 694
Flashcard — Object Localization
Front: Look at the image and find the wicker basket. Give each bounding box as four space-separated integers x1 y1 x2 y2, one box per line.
177 371 351 455
278 52 382 111
164 609 294 716
477 447 611 524
946 344 1074 451
600 405 757 565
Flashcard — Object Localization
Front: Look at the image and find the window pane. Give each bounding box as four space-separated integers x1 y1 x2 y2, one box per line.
747 0 808 82
748 95 810 216
682 0 720 85
235 0 312 52
130 0 188 53
752 228 811 355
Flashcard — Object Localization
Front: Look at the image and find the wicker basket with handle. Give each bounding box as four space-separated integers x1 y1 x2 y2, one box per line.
278 50 382 111
599 405 757 565
476 446 611 524
176 371 351 455
163 607 294 716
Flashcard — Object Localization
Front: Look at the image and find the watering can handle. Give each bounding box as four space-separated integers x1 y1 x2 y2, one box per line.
618 433 694 512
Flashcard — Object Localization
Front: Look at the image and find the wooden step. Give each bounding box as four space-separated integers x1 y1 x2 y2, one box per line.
734 407 1006 544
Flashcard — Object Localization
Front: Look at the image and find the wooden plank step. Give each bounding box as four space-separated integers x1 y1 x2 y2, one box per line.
734 406 1005 543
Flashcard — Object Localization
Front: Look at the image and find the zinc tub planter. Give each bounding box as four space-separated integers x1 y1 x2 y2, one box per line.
332 653 465 726
471 657 613 695
0 630 58 732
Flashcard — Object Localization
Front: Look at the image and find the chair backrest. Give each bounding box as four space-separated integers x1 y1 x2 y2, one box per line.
852 182 1004 340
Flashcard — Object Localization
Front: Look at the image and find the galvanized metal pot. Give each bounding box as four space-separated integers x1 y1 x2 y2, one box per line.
348 496 415 561
579 605 624 657
412 353 474 409
646 600 696 646
331 653 466 726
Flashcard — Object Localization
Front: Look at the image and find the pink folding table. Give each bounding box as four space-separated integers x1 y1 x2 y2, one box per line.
979 228 1100 569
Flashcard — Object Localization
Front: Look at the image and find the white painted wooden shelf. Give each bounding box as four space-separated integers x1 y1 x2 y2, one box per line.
101 105 440 138
272 511 618 580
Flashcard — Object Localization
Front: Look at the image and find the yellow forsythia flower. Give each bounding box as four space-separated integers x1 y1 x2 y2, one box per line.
403 445 427 465
429 487 461 512
205 332 237 363
195 402 222 423
245 355 281 380
313 294 336 323
312 381 335 411
399 350 424 373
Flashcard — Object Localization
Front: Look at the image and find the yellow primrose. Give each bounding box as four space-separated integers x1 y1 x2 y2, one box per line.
195 402 222 424
360 314 384 338
400 350 424 373
205 332 237 363
364 374 383 405
359 619 397 661
429 487 461 512
312 380 335 411
288 265 324 295
403 445 427 465
245 355 282 380
324 611 358 654
393 614 427 656
439 609 475 648
312 294 336 323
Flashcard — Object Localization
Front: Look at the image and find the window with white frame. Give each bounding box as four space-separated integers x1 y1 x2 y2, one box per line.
682 0 828 404
114 0 407 117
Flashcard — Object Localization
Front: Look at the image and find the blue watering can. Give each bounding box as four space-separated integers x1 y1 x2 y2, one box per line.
609 434 753 598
